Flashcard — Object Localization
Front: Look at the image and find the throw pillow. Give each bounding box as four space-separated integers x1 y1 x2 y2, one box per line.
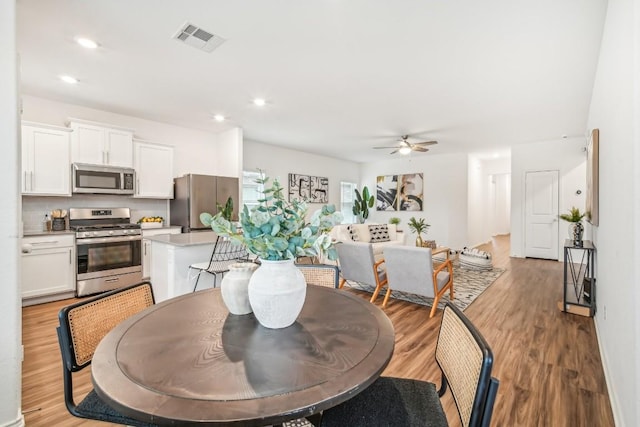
347 224 359 241
368 224 390 242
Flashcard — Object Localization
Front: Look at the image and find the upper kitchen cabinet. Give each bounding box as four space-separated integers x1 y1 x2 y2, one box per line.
21 122 72 196
69 118 134 168
134 140 174 199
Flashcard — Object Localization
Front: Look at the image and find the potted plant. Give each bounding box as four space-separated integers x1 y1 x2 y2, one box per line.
200 173 343 329
389 217 401 232
408 217 430 247
352 186 374 224
216 196 235 221
559 207 586 247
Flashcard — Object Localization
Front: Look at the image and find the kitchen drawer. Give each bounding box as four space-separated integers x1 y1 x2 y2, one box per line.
22 234 74 252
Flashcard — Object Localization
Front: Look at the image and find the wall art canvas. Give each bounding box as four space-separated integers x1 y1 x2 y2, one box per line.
288 174 328 203
309 176 329 203
376 175 399 211
398 173 424 211
586 129 599 226
376 173 424 211
289 174 310 201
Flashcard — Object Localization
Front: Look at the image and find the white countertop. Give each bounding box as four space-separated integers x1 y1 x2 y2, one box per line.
147 231 219 247
23 230 75 237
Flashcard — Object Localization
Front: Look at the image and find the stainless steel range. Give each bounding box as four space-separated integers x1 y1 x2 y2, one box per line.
69 208 142 297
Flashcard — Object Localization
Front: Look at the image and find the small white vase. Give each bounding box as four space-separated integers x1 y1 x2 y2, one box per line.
221 262 259 315
248 259 307 329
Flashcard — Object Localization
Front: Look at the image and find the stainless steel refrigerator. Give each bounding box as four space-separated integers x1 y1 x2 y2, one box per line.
170 174 239 232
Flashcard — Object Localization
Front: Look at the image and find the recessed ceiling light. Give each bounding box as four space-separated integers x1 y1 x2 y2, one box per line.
59 75 79 84
399 147 412 155
253 98 266 107
76 37 99 49
213 114 226 122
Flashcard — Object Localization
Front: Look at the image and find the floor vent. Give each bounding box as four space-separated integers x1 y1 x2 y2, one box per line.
173 22 226 53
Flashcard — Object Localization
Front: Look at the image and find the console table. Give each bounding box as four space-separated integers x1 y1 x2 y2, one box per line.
560 239 596 317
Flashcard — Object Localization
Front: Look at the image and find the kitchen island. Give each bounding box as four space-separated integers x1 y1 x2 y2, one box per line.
147 231 219 302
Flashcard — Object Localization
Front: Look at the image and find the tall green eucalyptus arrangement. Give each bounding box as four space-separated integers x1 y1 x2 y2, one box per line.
201 173 343 261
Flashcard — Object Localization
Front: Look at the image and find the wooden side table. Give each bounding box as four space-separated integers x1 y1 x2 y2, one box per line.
431 246 450 261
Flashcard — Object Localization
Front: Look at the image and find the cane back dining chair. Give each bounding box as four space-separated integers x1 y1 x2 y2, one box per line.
189 235 251 291
335 241 389 305
56 281 158 426
319 303 499 427
295 263 341 288
383 245 454 318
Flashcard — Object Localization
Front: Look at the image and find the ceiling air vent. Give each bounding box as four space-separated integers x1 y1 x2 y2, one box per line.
173 22 226 53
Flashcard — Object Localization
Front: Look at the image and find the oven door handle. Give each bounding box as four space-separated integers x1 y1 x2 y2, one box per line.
76 235 142 245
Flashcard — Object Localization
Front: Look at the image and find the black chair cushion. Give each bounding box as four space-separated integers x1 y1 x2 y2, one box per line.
77 390 158 427
320 377 448 427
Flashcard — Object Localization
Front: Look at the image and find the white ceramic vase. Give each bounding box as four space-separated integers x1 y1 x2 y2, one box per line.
220 262 259 315
248 259 307 329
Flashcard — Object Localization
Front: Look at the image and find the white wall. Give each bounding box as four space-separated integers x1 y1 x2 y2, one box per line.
467 156 511 247
243 139 360 214
1 1 24 425
21 95 241 178
360 153 469 250
510 137 586 260
587 0 638 424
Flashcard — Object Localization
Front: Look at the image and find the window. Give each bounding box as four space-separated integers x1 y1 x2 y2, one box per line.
242 171 264 210
340 181 357 224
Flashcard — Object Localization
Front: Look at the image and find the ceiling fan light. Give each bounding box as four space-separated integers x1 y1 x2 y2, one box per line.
399 147 412 155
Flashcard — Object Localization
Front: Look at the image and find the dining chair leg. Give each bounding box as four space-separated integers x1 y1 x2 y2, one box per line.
193 270 202 292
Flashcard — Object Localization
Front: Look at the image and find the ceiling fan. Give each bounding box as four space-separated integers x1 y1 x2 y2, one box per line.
373 135 438 155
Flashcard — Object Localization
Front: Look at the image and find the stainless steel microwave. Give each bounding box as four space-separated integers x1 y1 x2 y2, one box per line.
72 163 135 195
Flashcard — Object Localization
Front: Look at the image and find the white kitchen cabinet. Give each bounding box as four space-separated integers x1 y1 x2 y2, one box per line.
134 140 174 198
69 119 134 167
142 227 181 279
21 234 75 302
21 122 72 196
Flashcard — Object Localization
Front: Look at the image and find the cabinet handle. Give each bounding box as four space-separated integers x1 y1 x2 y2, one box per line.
30 171 34 191
102 151 106 164
23 171 27 191
69 248 72 264
106 151 110 165
137 179 140 195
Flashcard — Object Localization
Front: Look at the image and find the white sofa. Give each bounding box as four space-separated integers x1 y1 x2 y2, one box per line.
330 223 406 261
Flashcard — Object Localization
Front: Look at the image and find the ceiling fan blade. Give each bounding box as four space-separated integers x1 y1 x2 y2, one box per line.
413 140 438 146
373 146 396 149
412 147 429 152
389 149 399 155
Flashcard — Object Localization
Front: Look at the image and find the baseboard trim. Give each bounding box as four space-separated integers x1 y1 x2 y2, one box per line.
594 317 623 427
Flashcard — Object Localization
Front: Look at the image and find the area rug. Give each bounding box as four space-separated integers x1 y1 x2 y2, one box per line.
343 264 505 312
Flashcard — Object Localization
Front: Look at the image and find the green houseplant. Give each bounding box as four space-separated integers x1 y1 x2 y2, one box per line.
216 196 234 221
408 217 430 247
353 186 374 223
389 217 401 231
559 207 586 247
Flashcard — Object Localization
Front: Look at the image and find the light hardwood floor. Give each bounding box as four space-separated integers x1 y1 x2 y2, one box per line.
22 235 615 426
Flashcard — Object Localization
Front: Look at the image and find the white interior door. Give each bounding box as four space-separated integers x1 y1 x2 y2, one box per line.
525 170 559 260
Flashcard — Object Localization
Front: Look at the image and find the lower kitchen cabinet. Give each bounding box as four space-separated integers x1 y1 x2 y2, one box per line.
21 234 75 304
142 228 181 279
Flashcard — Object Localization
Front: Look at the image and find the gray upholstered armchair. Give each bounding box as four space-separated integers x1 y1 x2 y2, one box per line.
335 241 389 306
383 245 454 317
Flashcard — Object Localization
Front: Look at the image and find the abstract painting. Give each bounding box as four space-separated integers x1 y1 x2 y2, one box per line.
376 175 399 211
289 174 328 203
398 173 424 211
309 176 329 203
376 173 424 211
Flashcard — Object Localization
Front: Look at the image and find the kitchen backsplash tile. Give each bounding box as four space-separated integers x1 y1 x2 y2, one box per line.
22 195 169 234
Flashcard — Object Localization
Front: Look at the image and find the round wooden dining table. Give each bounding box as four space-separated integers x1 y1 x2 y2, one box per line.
92 285 395 426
